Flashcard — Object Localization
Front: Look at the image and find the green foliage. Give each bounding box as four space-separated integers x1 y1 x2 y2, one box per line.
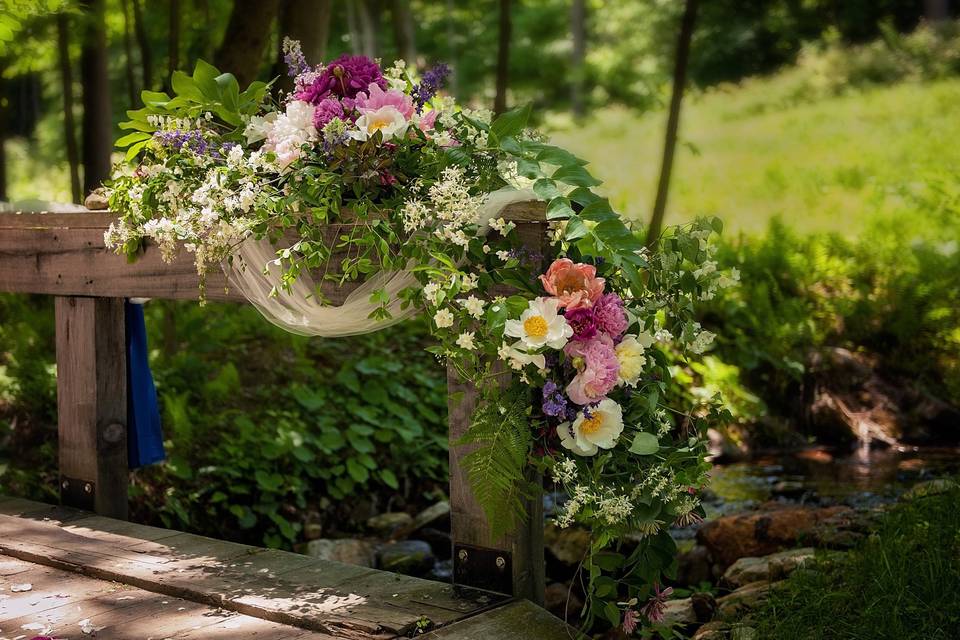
456 385 533 542
740 485 960 639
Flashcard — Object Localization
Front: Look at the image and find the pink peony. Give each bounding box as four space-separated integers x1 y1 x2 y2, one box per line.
540 258 605 310
564 306 597 341
353 82 415 120
312 97 345 129
592 293 628 338
418 109 439 131
564 333 619 405
296 54 386 103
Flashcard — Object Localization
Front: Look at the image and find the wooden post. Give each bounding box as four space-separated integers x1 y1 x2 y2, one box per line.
55 296 128 519
448 209 548 604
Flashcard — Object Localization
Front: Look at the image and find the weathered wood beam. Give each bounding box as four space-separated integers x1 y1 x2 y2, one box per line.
55 296 128 519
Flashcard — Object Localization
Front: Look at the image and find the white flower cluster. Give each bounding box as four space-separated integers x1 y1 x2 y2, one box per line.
401 166 484 247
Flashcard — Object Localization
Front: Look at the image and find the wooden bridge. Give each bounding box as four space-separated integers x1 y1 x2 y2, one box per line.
0 206 573 638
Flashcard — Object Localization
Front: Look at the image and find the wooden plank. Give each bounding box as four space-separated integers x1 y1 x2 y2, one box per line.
446 217 548 605
0 508 512 639
55 296 128 519
0 203 546 304
421 599 576 639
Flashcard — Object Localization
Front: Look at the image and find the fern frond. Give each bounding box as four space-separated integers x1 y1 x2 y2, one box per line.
457 386 534 540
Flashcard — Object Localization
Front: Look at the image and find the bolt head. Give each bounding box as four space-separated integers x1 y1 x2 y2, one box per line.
496 556 506 569
84 483 93 493
61 480 69 489
458 549 468 562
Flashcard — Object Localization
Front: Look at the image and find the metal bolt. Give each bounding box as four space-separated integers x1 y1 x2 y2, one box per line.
84 483 93 494
458 549 468 562
496 556 506 569
61 480 69 490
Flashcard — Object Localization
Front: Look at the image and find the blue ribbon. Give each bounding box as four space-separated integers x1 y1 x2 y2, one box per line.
125 301 165 468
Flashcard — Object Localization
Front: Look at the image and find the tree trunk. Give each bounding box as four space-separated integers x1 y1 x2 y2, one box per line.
494 0 511 115
390 0 416 62
356 0 381 59
121 0 138 108
925 0 950 21
131 0 153 91
446 0 458 97
646 0 698 249
168 0 181 88
80 0 113 197
214 0 282 86
346 0 361 54
570 0 586 119
0 65 6 202
57 14 82 204
275 0 332 92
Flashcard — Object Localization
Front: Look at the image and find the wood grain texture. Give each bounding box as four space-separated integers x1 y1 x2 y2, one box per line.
0 202 546 304
447 215 549 605
420 599 577 639
0 498 537 639
55 296 128 520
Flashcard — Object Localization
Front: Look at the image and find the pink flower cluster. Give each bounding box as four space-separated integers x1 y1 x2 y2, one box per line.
538 258 628 406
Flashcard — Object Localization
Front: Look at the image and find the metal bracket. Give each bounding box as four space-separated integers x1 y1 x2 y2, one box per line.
60 475 95 512
453 544 513 595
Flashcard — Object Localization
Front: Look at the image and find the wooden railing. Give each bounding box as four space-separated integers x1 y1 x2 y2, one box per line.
0 202 547 604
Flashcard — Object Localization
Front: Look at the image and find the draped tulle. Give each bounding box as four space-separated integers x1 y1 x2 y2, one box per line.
222 187 537 337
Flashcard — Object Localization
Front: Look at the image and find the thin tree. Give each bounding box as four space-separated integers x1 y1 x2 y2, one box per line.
79 0 112 196
120 0 138 107
168 0 181 86
570 0 586 119
391 0 416 63
214 0 282 86
356 0 381 59
131 0 153 91
57 13 82 203
925 0 950 21
493 0 512 115
646 0 698 249
0 64 6 202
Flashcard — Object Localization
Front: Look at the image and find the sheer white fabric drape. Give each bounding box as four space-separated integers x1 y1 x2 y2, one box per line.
223 187 537 337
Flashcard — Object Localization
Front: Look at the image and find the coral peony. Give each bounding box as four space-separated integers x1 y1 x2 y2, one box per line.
564 333 619 405
539 258 604 310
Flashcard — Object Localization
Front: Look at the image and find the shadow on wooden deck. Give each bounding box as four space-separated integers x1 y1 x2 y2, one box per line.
0 496 576 639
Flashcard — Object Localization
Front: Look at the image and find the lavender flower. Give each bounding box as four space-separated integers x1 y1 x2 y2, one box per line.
153 129 208 154
413 63 450 111
541 380 568 418
282 37 310 78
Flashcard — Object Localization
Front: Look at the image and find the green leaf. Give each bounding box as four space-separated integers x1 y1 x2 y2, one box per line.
490 104 531 142
629 432 660 455
171 70 205 102
193 59 221 99
533 178 562 201
380 469 400 489
579 199 618 222
116 131 151 148
255 470 284 492
534 144 587 167
545 197 575 220
552 164 601 187
347 458 370 483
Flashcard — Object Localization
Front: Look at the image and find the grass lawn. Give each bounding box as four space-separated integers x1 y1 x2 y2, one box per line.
738 485 960 639
550 78 960 236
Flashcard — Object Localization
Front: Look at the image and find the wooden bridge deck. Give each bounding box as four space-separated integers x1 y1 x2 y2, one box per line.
0 497 574 640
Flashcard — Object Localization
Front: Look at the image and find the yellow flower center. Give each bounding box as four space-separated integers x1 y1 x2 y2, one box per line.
523 315 549 338
579 413 604 435
367 113 395 133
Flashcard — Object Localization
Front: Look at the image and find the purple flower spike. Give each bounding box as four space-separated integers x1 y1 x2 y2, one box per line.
541 380 568 418
413 63 450 111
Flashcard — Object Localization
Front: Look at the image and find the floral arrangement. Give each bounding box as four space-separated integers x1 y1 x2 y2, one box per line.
104 40 736 634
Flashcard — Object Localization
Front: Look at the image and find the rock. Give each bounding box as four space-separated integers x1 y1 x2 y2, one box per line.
730 625 759 640
902 478 958 500
544 524 591 566
697 505 854 568
418 527 452 560
84 189 109 210
677 544 714 586
717 581 772 619
693 621 731 640
543 582 583 623
377 540 435 576
691 592 718 622
661 598 697 626
723 547 815 588
366 512 413 535
392 501 450 540
302 522 324 541
770 480 807 500
305 539 376 567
